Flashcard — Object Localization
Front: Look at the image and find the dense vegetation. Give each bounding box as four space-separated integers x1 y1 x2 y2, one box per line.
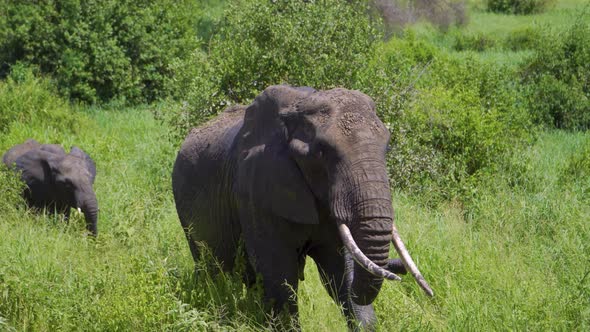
0 0 200 104
522 19 590 129
486 0 554 14
1 0 589 330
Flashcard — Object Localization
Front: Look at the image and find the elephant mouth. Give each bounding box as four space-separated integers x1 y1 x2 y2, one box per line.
337 222 401 281
337 221 434 297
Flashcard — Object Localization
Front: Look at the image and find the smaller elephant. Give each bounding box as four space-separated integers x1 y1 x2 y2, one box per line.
3 139 98 235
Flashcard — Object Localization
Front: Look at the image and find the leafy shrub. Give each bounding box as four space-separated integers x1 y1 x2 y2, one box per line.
194 0 227 40
169 0 534 202
171 0 380 133
521 19 590 129
560 137 590 195
453 32 498 52
486 0 553 14
504 27 542 51
0 0 199 104
362 37 534 200
0 64 78 136
0 165 26 216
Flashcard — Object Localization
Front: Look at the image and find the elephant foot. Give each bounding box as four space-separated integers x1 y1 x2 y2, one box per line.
269 309 301 332
347 302 377 332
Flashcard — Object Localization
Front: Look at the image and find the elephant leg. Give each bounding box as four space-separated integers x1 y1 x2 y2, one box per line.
310 246 377 331
52 202 70 223
242 231 301 328
253 247 300 312
22 189 37 210
182 230 201 265
63 208 70 223
239 242 257 287
252 248 300 330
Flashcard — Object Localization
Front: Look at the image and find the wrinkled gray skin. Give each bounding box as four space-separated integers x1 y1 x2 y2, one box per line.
3 139 98 236
172 86 410 330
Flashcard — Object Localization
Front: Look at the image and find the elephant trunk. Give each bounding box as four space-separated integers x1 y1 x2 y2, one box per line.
348 200 395 306
333 158 396 306
79 190 98 236
335 157 433 305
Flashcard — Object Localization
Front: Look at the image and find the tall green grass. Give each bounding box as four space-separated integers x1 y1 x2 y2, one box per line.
1 103 589 331
0 107 187 330
1 0 589 330
412 0 590 63
372 131 590 331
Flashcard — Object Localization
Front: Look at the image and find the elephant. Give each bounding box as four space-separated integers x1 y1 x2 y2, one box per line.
2 139 98 236
172 85 433 330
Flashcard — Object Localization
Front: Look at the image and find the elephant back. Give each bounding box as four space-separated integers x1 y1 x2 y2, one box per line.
172 105 247 270
3 139 41 169
40 144 66 156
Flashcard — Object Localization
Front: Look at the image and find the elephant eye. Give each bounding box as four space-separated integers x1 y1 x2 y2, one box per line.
313 140 337 159
312 142 325 159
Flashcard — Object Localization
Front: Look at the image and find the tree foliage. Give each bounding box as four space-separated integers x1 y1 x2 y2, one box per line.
0 0 200 104
172 0 380 130
521 19 590 129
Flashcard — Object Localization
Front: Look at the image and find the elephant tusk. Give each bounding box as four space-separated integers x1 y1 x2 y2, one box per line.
337 223 401 281
77 207 82 214
391 224 434 297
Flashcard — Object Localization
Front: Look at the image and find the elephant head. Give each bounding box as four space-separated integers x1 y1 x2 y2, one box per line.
4 141 98 236
238 85 432 305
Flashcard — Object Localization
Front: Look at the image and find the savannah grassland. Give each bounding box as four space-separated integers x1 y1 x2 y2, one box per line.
1 0 589 331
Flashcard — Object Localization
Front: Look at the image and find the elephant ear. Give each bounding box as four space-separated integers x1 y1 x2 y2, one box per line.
15 150 61 185
236 85 319 225
40 144 66 156
69 146 97 183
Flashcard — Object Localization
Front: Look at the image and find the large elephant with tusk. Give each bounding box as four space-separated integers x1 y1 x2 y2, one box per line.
172 85 432 330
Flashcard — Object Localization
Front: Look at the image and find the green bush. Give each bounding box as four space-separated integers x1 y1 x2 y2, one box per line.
504 27 542 51
486 0 553 14
453 32 498 52
362 37 534 200
171 0 380 132
0 64 78 136
194 0 227 40
0 165 26 217
560 137 590 195
0 0 199 104
168 1 535 202
521 19 590 129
